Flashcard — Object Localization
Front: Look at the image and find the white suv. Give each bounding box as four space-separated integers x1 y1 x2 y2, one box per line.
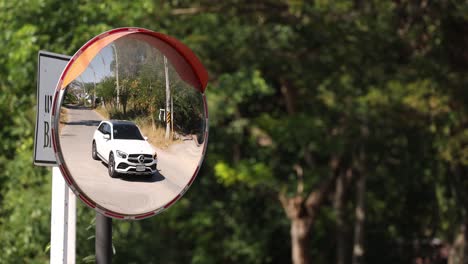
92 120 158 178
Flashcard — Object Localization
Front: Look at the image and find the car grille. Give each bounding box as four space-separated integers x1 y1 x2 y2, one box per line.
128 154 152 158
128 168 151 173
128 154 153 164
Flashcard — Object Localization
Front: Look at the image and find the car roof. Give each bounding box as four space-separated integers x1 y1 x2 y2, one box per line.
104 120 137 126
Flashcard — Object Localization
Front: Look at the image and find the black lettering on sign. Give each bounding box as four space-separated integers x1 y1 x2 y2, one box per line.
43 94 53 148
44 95 52 113
43 121 50 148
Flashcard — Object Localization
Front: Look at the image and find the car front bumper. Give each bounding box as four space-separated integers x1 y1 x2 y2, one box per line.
115 159 157 175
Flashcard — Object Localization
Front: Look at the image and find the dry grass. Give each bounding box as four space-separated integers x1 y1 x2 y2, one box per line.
94 106 178 149
138 121 180 149
59 107 68 133
94 106 110 119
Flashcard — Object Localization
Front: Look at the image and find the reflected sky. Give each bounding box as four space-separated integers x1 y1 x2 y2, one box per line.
80 45 114 83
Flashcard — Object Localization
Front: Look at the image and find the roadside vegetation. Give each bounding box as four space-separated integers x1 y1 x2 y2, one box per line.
65 38 203 149
59 107 67 132
94 105 179 149
3 1 468 264
93 105 109 120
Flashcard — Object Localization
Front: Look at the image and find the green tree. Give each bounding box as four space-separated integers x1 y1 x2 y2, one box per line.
3 1 468 264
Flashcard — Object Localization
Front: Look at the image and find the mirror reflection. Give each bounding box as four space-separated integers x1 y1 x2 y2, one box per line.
58 35 206 215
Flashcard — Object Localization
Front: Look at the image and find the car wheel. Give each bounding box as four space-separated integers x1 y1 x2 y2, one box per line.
92 141 99 160
108 152 119 178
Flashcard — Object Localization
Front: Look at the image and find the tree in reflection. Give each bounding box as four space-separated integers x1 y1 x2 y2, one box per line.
93 37 204 140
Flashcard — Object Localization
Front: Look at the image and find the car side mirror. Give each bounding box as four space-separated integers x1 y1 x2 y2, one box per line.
103 134 110 140
144 136 148 141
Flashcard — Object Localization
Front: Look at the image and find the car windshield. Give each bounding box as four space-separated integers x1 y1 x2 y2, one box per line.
113 124 144 140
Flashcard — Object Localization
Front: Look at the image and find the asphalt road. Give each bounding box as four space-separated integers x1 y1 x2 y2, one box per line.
60 106 202 215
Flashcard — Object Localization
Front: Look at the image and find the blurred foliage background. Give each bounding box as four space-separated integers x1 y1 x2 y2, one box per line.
1 0 468 263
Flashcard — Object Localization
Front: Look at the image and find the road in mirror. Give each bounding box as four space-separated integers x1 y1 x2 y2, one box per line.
58 35 206 215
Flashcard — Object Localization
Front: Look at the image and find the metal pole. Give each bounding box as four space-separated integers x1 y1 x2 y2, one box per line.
171 90 174 139
164 56 171 139
112 45 120 109
95 213 112 264
50 167 68 264
67 188 76 264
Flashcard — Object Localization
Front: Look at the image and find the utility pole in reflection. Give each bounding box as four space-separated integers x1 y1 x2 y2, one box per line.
88 63 97 108
164 56 171 140
112 45 120 110
171 90 174 139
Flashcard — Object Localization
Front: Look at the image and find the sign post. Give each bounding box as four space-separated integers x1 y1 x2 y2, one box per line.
95 213 112 264
51 167 76 264
35 51 76 264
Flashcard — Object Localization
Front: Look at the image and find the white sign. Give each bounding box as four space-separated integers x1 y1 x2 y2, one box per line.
34 51 70 166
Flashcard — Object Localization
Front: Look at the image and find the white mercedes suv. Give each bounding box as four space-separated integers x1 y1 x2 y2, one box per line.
92 120 158 178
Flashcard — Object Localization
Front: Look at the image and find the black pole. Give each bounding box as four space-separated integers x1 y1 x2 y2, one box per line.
96 212 112 264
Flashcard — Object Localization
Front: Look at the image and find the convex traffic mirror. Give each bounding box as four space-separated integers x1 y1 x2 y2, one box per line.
51 28 208 219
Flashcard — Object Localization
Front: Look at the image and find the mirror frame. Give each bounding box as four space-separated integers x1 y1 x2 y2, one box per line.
50 27 209 220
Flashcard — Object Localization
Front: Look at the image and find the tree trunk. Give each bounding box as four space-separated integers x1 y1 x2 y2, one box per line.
450 165 468 264
280 79 296 114
464 219 468 264
278 80 341 264
449 224 466 264
335 171 346 264
352 171 366 264
280 194 313 264
150 105 156 131
122 98 127 115
280 158 341 264
291 217 312 264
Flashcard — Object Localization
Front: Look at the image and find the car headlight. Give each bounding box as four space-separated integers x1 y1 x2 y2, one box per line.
153 152 158 160
116 150 127 159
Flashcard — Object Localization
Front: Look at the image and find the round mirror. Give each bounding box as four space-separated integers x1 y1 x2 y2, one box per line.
51 28 208 219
